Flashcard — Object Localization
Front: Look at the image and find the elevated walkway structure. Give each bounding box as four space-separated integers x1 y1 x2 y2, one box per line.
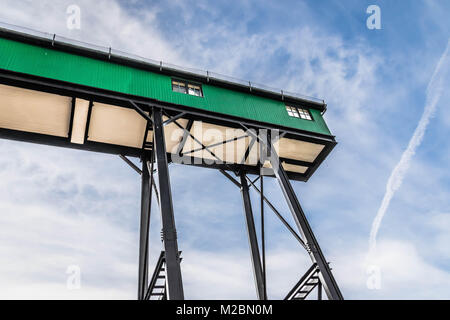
0 23 342 300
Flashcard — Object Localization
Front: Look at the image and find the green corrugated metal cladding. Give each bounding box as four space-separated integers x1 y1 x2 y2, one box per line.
0 37 332 136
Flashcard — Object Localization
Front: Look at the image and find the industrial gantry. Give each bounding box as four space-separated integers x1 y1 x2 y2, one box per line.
0 24 342 300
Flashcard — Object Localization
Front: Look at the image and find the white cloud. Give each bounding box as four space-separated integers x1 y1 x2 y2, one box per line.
334 238 450 299
181 247 312 300
0 0 183 63
0 202 137 299
0 0 448 300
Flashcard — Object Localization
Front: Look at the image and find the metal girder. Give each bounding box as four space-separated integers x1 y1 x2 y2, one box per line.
83 100 93 144
251 176 260 186
146 160 160 207
280 157 313 168
152 108 184 300
219 169 241 188
119 154 142 175
68 97 76 141
130 100 153 124
268 139 343 300
119 154 161 208
220 168 307 251
318 281 322 300
182 134 248 156
239 172 265 300
138 151 152 300
176 119 193 157
241 136 256 164
245 176 307 251
172 119 222 163
170 117 243 177
260 172 267 300
163 112 186 126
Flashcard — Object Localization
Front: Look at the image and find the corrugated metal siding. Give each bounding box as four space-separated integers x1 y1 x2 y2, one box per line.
0 37 332 136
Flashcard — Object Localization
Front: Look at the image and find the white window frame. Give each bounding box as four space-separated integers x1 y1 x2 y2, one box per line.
172 79 203 97
285 105 312 120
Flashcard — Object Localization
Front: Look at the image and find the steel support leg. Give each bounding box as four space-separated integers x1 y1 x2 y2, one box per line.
138 151 152 300
152 108 184 300
260 171 267 300
239 172 265 300
269 141 343 300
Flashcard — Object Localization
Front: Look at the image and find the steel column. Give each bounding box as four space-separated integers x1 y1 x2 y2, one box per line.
318 281 322 300
260 172 267 300
152 108 184 300
269 140 343 300
138 151 152 300
239 172 265 300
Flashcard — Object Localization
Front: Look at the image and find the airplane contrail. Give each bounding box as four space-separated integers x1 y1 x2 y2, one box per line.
369 39 450 254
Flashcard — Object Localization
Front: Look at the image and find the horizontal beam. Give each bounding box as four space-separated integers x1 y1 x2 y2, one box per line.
0 127 143 157
280 157 313 168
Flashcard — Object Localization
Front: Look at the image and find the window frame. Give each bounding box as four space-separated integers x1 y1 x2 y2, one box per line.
285 105 313 121
171 78 203 97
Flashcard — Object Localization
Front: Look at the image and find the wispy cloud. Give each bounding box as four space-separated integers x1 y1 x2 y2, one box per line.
0 0 449 300
369 39 450 254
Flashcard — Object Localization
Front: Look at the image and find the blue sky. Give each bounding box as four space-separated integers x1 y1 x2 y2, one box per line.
0 0 448 299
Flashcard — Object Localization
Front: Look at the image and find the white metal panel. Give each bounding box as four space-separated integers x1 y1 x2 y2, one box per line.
245 140 259 166
0 84 71 137
182 122 251 163
262 161 307 174
70 98 90 144
87 102 147 148
163 116 188 155
274 137 324 163
281 162 308 174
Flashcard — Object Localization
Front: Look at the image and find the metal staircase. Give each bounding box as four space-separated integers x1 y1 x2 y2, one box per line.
144 250 183 300
145 251 168 300
285 264 322 300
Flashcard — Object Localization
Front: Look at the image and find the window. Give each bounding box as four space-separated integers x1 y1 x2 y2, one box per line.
172 80 186 94
188 84 202 97
172 79 203 97
286 105 312 120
